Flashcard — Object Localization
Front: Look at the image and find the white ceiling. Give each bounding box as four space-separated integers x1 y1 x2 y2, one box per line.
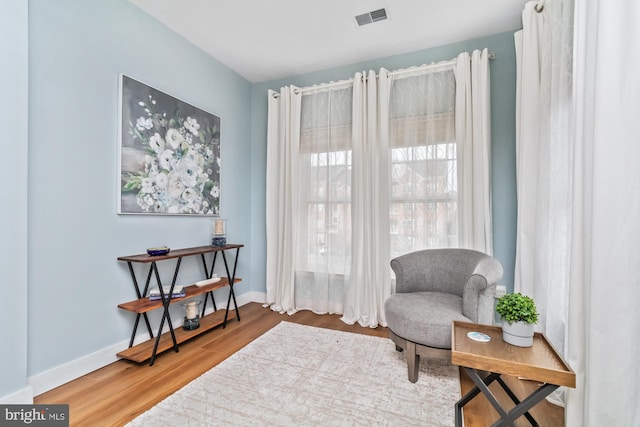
129 0 527 83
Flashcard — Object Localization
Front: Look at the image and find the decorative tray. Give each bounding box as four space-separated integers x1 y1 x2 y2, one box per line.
195 277 221 287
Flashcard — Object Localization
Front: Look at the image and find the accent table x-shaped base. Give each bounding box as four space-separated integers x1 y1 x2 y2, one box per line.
455 368 558 427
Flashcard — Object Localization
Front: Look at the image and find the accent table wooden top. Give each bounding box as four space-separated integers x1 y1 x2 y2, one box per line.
451 321 576 388
117 244 244 263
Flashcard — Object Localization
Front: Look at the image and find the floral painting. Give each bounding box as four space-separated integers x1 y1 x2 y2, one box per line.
118 75 220 215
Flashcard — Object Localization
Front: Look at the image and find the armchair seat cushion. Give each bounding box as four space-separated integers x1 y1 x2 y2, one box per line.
385 291 471 349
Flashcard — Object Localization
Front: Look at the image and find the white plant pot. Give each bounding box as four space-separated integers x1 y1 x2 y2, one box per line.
501 321 534 347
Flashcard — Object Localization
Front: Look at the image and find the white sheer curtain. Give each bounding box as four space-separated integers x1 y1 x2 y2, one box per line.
265 86 301 314
566 0 640 425
295 82 354 314
515 1 640 423
514 0 574 357
266 51 493 327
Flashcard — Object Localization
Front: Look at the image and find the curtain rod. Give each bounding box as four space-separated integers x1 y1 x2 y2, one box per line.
298 79 353 94
390 51 496 78
388 59 456 78
271 79 354 97
271 51 496 98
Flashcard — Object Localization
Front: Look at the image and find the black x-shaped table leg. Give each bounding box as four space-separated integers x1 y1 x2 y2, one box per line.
455 367 559 427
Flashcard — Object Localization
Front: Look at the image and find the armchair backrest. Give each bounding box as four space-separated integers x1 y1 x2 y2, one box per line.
390 248 503 297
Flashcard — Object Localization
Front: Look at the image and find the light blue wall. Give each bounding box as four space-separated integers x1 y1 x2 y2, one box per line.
0 0 30 401
250 31 518 294
27 0 252 376
2 0 519 400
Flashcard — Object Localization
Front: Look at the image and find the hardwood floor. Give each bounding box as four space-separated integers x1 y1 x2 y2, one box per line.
35 303 564 426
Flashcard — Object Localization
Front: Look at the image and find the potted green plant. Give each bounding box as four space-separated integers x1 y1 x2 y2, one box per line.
495 292 539 347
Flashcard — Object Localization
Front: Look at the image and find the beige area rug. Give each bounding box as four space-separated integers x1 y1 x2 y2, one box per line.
127 321 460 426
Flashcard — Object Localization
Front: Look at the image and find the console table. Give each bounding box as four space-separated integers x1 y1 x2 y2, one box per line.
452 321 575 427
117 244 243 365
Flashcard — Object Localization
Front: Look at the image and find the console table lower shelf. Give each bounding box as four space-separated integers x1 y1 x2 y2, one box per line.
117 275 241 364
117 308 234 363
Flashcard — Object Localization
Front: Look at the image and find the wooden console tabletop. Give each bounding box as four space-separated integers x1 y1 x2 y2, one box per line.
117 244 244 263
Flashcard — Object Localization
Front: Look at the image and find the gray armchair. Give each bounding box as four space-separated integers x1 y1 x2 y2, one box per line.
384 248 503 382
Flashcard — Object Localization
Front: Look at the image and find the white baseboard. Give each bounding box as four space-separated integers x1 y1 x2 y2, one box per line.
28 293 266 396
28 338 125 397
0 385 34 404
238 291 266 305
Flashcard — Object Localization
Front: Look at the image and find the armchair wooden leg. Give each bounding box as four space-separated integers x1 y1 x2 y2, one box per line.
407 341 419 383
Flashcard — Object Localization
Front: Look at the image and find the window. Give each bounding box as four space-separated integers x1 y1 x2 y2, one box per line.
388 69 458 258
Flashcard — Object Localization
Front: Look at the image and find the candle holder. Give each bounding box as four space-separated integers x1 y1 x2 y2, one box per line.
182 299 202 331
212 218 227 246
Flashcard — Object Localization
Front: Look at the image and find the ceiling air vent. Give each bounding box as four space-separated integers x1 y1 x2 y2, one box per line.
355 8 388 27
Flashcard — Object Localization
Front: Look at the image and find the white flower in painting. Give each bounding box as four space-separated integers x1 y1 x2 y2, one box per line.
159 150 175 170
184 116 200 136
165 128 185 150
184 151 203 167
167 174 185 199
153 200 165 212
148 133 165 153
174 157 199 188
183 195 202 213
154 172 168 189
140 177 154 193
182 187 197 203
136 116 153 131
210 184 220 198
137 194 154 210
